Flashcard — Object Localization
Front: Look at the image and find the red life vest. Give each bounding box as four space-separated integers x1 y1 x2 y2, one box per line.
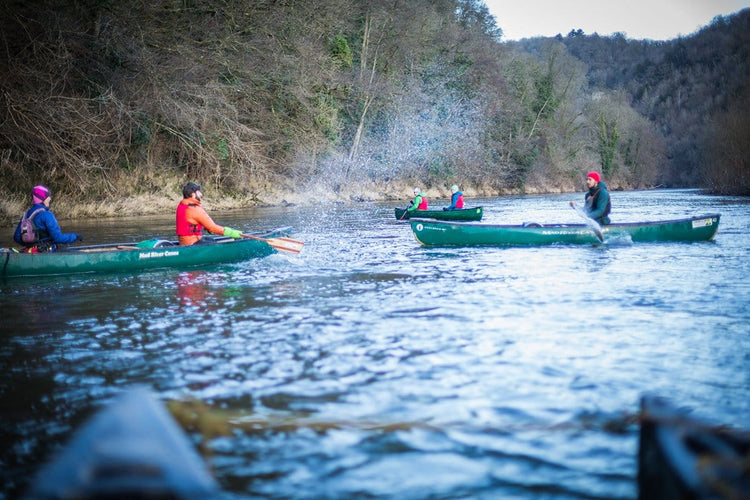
417 196 428 210
455 194 464 208
176 201 203 236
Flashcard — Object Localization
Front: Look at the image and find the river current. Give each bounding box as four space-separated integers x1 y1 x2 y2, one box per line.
1 189 748 499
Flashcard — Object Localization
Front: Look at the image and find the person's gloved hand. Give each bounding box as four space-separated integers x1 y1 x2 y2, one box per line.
76 234 84 242
223 227 243 239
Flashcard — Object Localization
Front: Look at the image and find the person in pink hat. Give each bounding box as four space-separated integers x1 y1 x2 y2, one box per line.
582 171 611 225
13 185 82 252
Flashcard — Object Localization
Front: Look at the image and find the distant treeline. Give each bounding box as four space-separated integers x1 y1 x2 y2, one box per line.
1 0 747 220
518 14 750 194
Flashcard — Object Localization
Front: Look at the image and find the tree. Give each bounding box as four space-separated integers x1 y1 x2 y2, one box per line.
702 88 750 194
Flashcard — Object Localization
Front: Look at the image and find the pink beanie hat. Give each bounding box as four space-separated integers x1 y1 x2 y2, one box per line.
32 185 51 203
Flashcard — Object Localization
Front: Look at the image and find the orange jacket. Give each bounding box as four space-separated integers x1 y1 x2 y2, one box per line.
176 198 225 246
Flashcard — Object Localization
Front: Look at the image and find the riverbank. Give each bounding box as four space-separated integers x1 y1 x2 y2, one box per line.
1 177 590 229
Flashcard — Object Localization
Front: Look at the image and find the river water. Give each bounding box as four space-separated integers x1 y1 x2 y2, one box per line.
1 189 748 499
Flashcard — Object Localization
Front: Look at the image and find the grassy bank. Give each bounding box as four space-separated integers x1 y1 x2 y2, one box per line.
1 174 593 230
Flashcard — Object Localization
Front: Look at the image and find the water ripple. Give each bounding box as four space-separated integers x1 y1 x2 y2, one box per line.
1 190 748 499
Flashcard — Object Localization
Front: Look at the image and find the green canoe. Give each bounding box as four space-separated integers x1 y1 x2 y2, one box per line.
638 395 750 500
24 388 219 499
394 206 483 221
1 227 293 278
409 214 720 247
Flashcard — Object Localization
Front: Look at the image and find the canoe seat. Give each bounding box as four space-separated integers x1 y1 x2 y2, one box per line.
136 239 177 249
153 240 177 248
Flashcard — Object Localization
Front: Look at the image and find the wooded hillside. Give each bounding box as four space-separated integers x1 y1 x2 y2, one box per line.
518 11 749 193
1 0 747 222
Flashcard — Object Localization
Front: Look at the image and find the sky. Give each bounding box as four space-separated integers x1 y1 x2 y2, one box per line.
484 0 750 41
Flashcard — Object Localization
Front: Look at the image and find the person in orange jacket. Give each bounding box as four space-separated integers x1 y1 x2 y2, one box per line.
176 182 243 245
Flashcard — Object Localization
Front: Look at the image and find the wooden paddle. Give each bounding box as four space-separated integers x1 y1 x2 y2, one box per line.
570 201 604 242
398 207 409 220
242 233 304 254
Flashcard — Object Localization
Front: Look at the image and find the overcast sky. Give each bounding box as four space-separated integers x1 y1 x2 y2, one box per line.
484 0 750 41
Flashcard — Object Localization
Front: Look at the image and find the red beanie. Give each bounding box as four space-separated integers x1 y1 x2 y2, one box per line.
587 171 600 183
32 185 51 203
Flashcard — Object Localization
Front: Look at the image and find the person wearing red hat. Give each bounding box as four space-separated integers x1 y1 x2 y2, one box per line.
13 184 83 252
582 171 611 224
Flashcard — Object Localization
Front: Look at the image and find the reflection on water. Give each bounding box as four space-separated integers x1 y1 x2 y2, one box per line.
1 190 749 499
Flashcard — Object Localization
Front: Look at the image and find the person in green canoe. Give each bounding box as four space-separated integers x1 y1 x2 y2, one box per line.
406 186 428 213
443 184 464 211
176 182 244 245
582 171 611 225
13 184 83 252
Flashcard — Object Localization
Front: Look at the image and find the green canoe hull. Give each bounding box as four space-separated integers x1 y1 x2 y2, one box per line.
395 206 483 221
25 388 219 499
410 214 720 247
1 229 289 277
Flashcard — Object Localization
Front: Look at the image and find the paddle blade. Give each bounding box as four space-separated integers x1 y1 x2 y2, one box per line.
590 225 604 242
243 233 304 254
570 202 604 242
265 237 305 254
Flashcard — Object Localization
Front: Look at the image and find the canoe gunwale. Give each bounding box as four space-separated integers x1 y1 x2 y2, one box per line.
25 388 220 498
638 395 750 500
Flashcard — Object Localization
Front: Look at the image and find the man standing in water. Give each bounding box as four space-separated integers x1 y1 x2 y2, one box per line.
582 171 611 225
176 182 244 245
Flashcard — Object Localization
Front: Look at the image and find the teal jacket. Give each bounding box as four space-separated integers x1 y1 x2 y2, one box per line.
585 181 611 225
